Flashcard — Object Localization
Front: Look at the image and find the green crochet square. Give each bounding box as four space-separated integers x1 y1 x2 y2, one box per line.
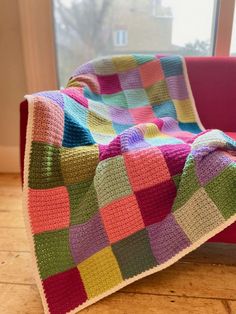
145 80 170 105
102 92 128 108
172 155 200 212
94 155 132 208
112 229 156 279
124 88 149 108
205 164 236 219
68 181 99 225
34 228 75 279
29 142 64 189
60 145 99 185
133 54 156 65
172 174 181 189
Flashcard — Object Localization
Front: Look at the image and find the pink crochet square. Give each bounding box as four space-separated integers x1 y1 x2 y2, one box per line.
139 60 164 88
28 187 70 234
97 74 122 94
129 106 155 124
32 97 64 147
62 88 89 108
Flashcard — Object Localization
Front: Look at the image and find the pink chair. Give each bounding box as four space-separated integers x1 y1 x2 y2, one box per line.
20 56 236 243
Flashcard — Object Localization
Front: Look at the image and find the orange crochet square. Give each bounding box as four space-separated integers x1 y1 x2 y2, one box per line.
29 187 70 234
129 105 155 124
100 195 144 243
124 147 171 191
139 60 164 88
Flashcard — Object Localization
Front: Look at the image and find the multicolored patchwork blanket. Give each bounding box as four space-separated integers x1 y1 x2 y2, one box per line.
23 55 236 314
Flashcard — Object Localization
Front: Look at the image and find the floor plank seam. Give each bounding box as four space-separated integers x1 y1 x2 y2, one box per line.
221 300 233 314
118 291 236 302
1 282 236 303
0 250 30 253
0 226 25 230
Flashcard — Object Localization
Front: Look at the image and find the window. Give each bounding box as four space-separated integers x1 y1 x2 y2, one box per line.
113 30 128 47
230 4 236 55
152 0 172 17
52 0 233 87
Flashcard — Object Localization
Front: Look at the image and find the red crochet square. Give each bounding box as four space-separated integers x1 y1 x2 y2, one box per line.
135 180 177 226
43 268 87 314
97 74 122 94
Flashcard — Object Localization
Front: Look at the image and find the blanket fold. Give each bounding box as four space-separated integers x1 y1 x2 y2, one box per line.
23 54 236 314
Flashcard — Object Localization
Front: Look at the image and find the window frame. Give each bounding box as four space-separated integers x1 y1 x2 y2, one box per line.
18 0 236 92
113 30 128 47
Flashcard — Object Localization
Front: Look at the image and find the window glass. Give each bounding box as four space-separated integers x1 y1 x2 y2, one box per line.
53 0 217 87
114 30 128 47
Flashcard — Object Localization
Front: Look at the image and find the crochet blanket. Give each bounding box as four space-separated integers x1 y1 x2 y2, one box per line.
23 55 236 314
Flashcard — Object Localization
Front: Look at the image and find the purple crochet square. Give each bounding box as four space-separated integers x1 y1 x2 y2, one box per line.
147 214 191 263
37 91 64 109
166 75 188 100
72 61 95 76
69 213 109 264
120 127 150 152
109 106 135 125
194 149 232 186
119 68 143 90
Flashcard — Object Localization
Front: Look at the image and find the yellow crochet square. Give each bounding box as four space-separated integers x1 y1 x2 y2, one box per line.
60 145 99 185
173 99 196 123
143 123 169 139
112 55 138 72
145 80 170 105
88 111 116 135
78 246 123 299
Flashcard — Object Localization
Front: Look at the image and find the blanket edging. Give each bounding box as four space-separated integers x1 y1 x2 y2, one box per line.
182 58 205 131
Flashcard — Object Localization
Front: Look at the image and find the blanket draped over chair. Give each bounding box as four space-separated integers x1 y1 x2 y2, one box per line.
23 55 236 314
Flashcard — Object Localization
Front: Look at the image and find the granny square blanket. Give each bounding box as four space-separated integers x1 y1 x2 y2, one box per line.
23 55 236 314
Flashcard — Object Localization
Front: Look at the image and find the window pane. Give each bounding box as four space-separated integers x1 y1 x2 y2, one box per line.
53 0 217 87
230 5 236 55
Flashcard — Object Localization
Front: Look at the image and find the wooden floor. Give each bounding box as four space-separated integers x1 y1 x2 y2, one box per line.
0 174 236 314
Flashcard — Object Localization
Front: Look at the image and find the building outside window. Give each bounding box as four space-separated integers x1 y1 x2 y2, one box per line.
52 0 235 87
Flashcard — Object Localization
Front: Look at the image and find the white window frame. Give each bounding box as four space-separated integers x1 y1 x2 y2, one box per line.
18 0 235 92
214 0 235 55
113 30 128 47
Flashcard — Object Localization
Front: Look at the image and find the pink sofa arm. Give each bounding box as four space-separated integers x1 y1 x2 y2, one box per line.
185 57 236 132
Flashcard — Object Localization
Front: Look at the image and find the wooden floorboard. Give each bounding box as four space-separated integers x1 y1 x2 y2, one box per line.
228 300 236 313
0 227 29 252
0 173 236 314
0 210 25 228
0 284 230 314
1 251 236 301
